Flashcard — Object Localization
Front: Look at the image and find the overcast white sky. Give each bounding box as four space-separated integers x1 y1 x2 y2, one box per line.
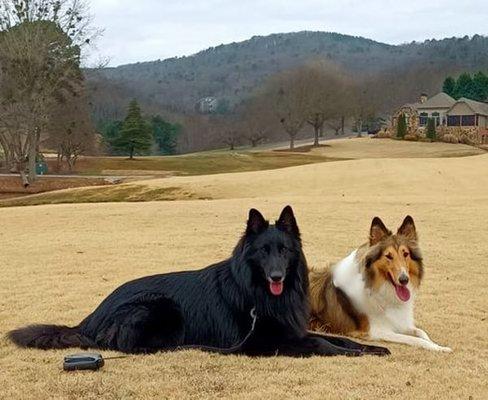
87 0 488 67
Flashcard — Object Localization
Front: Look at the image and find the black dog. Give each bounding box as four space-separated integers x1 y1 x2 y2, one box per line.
9 206 389 357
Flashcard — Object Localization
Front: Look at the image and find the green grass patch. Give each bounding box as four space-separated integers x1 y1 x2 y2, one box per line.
69 151 346 176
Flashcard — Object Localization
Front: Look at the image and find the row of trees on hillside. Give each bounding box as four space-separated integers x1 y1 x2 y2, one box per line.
100 100 181 158
442 71 488 101
222 61 377 150
0 0 97 184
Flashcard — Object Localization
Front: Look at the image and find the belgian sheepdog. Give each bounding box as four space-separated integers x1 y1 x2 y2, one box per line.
9 206 389 357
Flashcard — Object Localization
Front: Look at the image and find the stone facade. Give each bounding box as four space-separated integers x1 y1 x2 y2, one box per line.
436 126 488 144
383 105 419 138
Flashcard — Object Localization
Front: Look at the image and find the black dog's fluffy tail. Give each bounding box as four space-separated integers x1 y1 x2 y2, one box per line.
7 324 94 350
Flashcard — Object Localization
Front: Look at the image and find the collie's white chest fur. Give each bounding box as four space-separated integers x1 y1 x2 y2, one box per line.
332 249 415 334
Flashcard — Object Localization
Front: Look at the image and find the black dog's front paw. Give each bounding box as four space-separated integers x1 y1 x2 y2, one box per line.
362 344 391 356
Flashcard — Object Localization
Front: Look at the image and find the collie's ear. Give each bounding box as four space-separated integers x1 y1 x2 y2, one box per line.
369 217 391 245
397 215 417 241
246 208 268 235
276 205 300 237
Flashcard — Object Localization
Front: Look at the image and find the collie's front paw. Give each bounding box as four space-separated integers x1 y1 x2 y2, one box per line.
432 344 452 352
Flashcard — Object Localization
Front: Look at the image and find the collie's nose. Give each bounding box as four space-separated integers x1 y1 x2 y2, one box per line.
399 273 409 286
270 272 283 282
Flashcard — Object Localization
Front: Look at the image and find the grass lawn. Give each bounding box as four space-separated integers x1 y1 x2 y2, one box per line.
1 151 487 399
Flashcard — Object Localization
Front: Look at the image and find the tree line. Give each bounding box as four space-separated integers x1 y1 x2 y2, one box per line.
206 61 379 150
94 60 382 154
442 71 488 101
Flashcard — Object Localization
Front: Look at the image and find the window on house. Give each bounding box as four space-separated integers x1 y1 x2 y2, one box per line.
432 112 440 126
419 112 428 126
447 115 460 126
461 115 476 126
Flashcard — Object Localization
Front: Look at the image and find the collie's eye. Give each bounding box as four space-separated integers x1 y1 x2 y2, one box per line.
385 254 393 260
403 251 409 258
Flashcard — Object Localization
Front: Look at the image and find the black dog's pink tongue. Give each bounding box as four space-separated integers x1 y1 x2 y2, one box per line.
269 281 284 296
395 284 411 302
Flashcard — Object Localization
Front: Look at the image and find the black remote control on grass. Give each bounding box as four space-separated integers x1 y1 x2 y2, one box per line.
63 353 104 371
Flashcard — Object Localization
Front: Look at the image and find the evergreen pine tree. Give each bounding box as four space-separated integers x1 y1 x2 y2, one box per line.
472 71 488 102
426 118 436 141
151 115 181 155
112 100 153 159
397 113 407 139
442 76 456 97
454 73 474 99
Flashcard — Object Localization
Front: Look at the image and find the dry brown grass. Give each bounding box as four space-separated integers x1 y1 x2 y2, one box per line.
1 141 487 399
1 138 484 208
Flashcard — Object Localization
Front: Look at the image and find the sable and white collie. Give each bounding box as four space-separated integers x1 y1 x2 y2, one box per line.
309 216 451 351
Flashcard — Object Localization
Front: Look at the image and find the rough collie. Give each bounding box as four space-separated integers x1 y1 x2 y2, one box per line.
309 216 451 351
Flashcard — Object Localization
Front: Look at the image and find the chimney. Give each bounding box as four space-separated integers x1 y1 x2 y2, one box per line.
420 93 428 104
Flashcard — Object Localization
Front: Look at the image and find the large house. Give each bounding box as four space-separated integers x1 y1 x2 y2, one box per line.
391 92 488 144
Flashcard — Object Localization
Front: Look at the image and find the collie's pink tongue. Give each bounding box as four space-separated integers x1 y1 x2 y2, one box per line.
395 285 411 302
269 281 284 296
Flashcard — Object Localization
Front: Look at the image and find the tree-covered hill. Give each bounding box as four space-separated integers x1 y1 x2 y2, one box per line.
86 31 488 121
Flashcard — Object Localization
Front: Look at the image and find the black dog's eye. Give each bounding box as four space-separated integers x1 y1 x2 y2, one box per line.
261 245 270 254
278 244 291 253
385 254 393 260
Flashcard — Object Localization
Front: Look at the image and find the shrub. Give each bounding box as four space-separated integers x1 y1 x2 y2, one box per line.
442 133 459 144
459 133 474 146
426 118 436 141
404 133 419 141
373 129 391 138
396 113 407 139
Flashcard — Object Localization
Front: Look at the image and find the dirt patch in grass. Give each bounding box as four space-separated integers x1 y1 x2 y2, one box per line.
0 175 113 194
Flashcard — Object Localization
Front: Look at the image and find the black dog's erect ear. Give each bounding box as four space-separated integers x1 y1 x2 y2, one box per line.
246 208 268 235
369 217 391 246
276 205 300 237
397 215 418 241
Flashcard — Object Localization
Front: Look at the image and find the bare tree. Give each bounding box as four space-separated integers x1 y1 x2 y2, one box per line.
349 78 377 136
264 69 311 150
238 95 277 147
299 61 351 146
327 118 343 135
213 116 243 151
0 0 95 185
47 92 97 171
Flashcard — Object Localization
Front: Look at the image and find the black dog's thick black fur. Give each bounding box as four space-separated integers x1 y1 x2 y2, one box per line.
8 206 389 357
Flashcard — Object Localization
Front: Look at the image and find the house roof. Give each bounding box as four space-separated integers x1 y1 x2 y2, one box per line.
451 97 488 116
416 92 456 110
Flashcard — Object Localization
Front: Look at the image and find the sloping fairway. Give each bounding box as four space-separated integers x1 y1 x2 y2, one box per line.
1 138 484 207
1 148 488 399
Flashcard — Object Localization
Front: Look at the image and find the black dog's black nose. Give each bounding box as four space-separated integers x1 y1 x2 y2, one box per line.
399 274 409 286
270 272 283 282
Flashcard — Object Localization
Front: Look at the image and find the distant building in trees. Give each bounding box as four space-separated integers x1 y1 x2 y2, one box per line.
195 97 219 114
